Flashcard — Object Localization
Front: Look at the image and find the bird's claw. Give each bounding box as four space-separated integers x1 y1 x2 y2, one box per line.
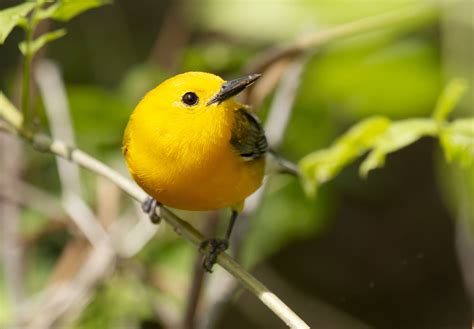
200 238 229 273
142 197 161 224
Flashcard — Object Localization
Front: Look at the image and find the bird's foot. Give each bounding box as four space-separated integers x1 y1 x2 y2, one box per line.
199 238 229 273
142 197 161 224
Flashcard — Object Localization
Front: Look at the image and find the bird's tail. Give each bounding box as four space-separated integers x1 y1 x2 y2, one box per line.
265 151 300 177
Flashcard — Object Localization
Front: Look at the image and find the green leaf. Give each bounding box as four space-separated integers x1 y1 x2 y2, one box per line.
49 0 111 21
360 119 438 177
0 92 22 128
432 78 468 123
36 3 61 21
19 29 66 55
440 118 474 167
299 116 390 196
0 2 36 44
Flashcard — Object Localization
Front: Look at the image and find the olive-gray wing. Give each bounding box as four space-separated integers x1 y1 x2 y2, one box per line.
230 108 268 161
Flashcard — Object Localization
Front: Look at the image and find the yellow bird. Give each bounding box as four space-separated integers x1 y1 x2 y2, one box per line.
123 72 290 271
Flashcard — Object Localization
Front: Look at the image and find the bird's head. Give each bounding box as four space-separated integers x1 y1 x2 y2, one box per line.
136 71 261 117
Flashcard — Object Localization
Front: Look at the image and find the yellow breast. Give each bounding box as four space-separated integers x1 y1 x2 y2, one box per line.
123 72 265 211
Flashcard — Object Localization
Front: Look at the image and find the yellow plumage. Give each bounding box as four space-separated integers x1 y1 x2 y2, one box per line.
123 72 265 212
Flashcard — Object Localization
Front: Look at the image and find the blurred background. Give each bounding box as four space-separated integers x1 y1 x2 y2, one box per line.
0 0 473 328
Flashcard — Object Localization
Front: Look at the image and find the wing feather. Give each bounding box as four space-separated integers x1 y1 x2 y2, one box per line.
230 108 268 161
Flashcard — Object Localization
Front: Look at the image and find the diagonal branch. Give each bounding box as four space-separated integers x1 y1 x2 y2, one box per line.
0 95 309 329
34 59 108 247
243 3 439 107
245 3 438 74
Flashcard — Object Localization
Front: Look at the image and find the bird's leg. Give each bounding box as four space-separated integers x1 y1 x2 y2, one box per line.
142 196 161 224
200 210 238 273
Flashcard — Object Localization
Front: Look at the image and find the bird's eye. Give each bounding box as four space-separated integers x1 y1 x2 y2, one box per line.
182 92 199 106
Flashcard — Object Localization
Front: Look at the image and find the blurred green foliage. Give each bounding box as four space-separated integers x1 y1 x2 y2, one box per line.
80 272 153 329
19 28 66 55
300 79 471 196
300 116 391 195
43 0 111 22
67 85 129 155
0 0 473 328
198 0 433 42
0 0 110 54
440 118 474 167
0 2 35 43
306 38 442 119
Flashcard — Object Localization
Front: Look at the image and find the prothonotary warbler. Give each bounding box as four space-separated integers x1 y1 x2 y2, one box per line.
123 72 296 271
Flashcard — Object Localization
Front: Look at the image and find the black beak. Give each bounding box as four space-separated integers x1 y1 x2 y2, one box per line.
207 74 261 106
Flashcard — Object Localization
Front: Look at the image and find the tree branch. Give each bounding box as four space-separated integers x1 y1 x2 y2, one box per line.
0 94 309 329
35 59 108 248
245 3 438 74
243 3 439 108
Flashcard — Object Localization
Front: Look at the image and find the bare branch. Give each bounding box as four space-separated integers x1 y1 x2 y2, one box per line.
0 95 309 329
243 3 439 106
109 202 159 258
34 59 108 247
264 55 309 148
0 179 64 219
20 239 114 329
96 176 121 229
245 3 438 74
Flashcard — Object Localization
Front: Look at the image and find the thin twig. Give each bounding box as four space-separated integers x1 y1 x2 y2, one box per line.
96 176 121 229
22 221 68 247
264 55 309 147
0 179 64 222
243 3 439 108
116 203 160 258
20 205 156 328
245 3 438 74
35 59 108 247
20 238 114 329
21 21 33 128
22 61 157 328
0 97 309 329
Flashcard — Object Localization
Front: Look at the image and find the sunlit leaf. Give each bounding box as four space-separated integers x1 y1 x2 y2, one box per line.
360 119 438 177
0 2 36 44
36 3 60 21
19 29 66 55
440 118 474 167
50 0 111 21
432 78 468 123
299 116 390 196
